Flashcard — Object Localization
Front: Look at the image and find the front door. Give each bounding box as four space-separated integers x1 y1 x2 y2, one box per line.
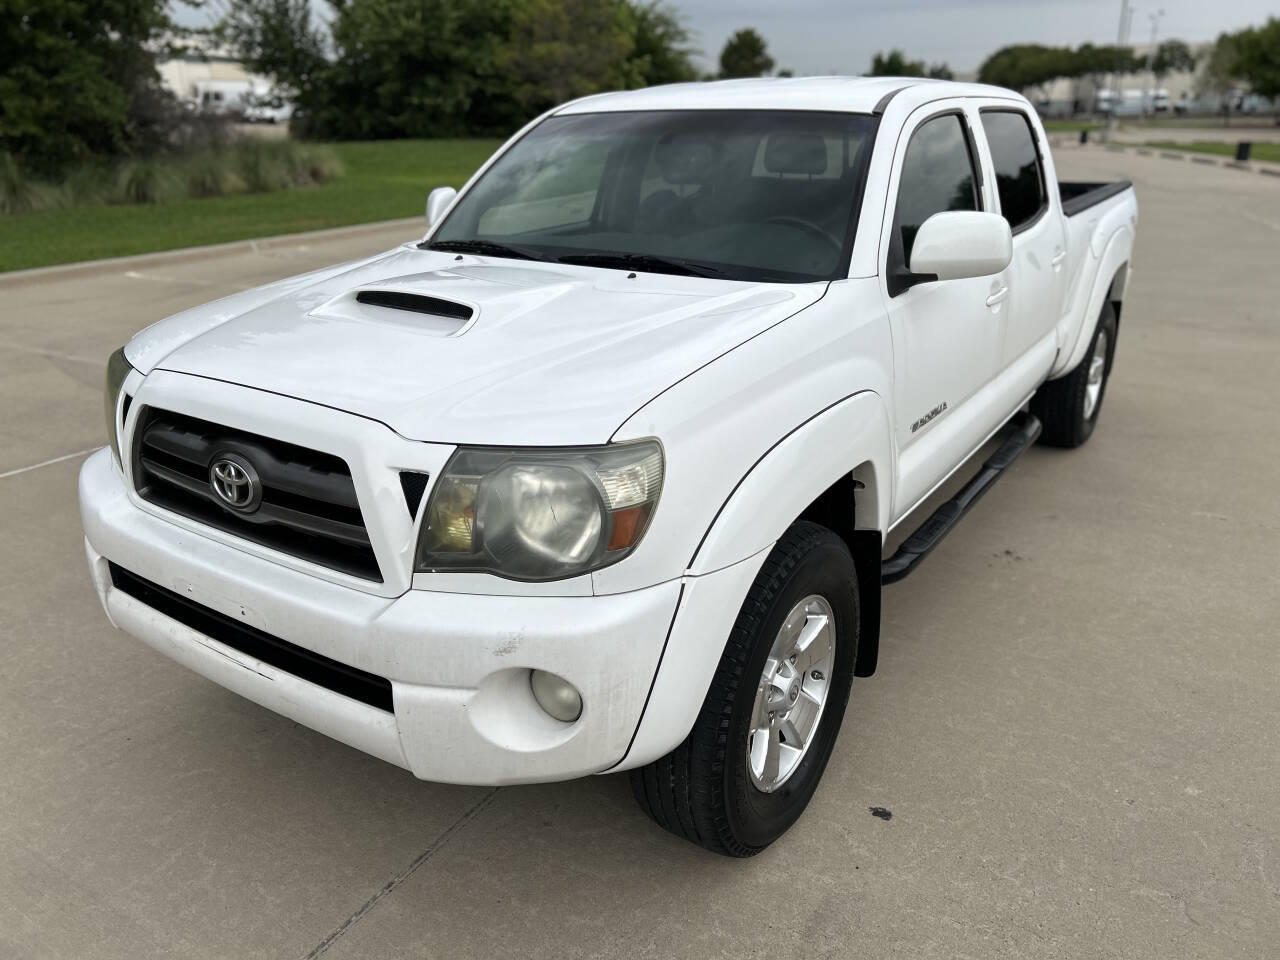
880 105 1007 520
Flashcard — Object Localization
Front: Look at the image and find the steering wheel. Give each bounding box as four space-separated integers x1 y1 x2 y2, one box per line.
762 216 843 254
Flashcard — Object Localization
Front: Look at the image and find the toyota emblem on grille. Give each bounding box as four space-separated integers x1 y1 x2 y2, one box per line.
209 455 262 512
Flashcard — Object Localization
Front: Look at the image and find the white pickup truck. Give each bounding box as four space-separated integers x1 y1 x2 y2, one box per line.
81 77 1137 856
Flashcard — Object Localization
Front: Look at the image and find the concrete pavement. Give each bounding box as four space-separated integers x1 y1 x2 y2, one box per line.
1 149 1278 958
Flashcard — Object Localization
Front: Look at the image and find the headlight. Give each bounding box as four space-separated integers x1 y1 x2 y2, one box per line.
104 347 134 467
416 440 663 581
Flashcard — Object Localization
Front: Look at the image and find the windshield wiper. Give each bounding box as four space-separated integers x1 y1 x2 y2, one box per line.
554 253 724 279
419 238 546 262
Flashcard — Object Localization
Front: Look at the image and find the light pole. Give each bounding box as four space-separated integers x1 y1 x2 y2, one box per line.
1105 0 1135 141
1145 9 1166 119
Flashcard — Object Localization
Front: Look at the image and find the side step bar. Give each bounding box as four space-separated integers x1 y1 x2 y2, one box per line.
882 412 1042 584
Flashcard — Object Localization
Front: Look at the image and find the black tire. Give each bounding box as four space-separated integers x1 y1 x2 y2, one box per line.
1031 303 1118 448
629 521 859 857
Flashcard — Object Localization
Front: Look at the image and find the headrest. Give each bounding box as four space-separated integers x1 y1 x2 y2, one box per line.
763 134 828 175
655 134 718 185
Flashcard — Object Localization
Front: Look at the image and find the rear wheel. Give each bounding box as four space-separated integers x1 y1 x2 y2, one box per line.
629 522 858 856
1031 303 1118 448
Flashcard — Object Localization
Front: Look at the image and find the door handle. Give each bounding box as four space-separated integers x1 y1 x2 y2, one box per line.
1051 249 1067 269
985 285 1009 307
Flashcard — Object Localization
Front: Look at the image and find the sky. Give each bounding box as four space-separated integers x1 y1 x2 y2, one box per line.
176 0 1277 74
676 0 1276 74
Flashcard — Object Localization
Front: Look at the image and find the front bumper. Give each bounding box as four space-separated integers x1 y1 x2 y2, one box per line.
80 448 683 785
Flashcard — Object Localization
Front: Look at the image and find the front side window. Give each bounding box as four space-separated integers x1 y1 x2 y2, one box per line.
890 112 980 274
431 110 878 283
980 110 1046 231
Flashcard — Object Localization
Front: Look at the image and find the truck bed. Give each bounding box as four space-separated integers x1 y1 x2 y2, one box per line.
1059 180 1133 217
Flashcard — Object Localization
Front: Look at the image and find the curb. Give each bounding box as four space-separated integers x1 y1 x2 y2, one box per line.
1051 137 1280 179
0 215 425 290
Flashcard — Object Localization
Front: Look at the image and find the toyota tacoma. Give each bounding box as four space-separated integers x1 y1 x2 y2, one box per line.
81 77 1137 856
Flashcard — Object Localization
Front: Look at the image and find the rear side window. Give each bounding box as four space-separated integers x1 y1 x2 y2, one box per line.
980 110 1046 232
891 113 979 268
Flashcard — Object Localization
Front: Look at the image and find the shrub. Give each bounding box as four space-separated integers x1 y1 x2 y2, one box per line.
184 152 247 198
113 159 184 205
0 153 57 214
0 137 341 215
61 164 115 207
295 143 344 184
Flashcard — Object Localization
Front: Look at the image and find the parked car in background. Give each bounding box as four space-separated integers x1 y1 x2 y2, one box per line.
242 95 294 125
83 77 1137 856
192 79 254 117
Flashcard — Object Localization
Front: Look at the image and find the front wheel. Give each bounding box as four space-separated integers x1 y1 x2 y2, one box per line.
1031 303 1118 448
629 521 858 856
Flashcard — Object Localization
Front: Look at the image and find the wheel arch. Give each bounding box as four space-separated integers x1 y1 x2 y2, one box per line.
687 390 892 576
1052 228 1132 379
615 391 892 772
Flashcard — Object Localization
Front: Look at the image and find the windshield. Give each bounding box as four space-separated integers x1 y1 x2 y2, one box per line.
430 110 878 283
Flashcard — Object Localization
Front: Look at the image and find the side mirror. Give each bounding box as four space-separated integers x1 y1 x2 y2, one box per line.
425 186 457 227
909 211 1012 281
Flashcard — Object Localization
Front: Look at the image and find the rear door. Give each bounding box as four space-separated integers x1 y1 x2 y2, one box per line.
879 103 1006 519
976 106 1067 368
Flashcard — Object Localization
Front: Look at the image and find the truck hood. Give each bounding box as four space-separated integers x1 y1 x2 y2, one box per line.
132 246 826 445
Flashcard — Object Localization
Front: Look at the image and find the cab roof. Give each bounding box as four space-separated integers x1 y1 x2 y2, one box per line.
555 76 1021 117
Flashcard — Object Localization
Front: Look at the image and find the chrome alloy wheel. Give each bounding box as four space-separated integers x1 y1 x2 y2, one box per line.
747 595 836 793
1083 328 1108 421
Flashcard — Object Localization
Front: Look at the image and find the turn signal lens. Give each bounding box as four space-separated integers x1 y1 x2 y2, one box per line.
103 347 134 467
606 503 652 552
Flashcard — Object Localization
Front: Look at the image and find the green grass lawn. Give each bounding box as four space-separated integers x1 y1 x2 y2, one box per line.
1043 120 1104 134
0 138 502 273
1144 140 1280 164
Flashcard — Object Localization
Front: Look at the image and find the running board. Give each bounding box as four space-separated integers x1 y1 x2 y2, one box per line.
882 412 1042 584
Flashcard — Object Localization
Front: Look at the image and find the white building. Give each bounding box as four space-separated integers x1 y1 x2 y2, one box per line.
155 38 276 114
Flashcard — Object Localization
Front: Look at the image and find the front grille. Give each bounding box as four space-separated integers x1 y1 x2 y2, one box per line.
132 407 381 581
109 563 394 712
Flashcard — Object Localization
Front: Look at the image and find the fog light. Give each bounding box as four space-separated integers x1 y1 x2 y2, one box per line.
530 670 582 722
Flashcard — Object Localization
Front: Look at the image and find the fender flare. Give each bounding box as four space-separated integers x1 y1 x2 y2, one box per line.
1053 228 1132 379
613 391 893 770
688 390 893 575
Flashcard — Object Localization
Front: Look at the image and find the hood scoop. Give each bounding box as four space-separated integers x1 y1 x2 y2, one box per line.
355 289 473 321
311 288 477 337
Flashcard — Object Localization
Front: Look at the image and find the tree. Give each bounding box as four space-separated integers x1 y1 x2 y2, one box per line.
1199 31 1244 121
1235 18 1280 103
869 50 917 76
218 0 326 96
1150 39 1197 85
868 49 952 79
502 0 638 112
978 43 1139 100
979 45 1066 92
221 0 701 139
718 28 774 79
0 0 182 173
626 1 698 86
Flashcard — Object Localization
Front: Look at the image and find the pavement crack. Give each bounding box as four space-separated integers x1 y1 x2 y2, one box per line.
301 787 500 959
0 446 100 480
